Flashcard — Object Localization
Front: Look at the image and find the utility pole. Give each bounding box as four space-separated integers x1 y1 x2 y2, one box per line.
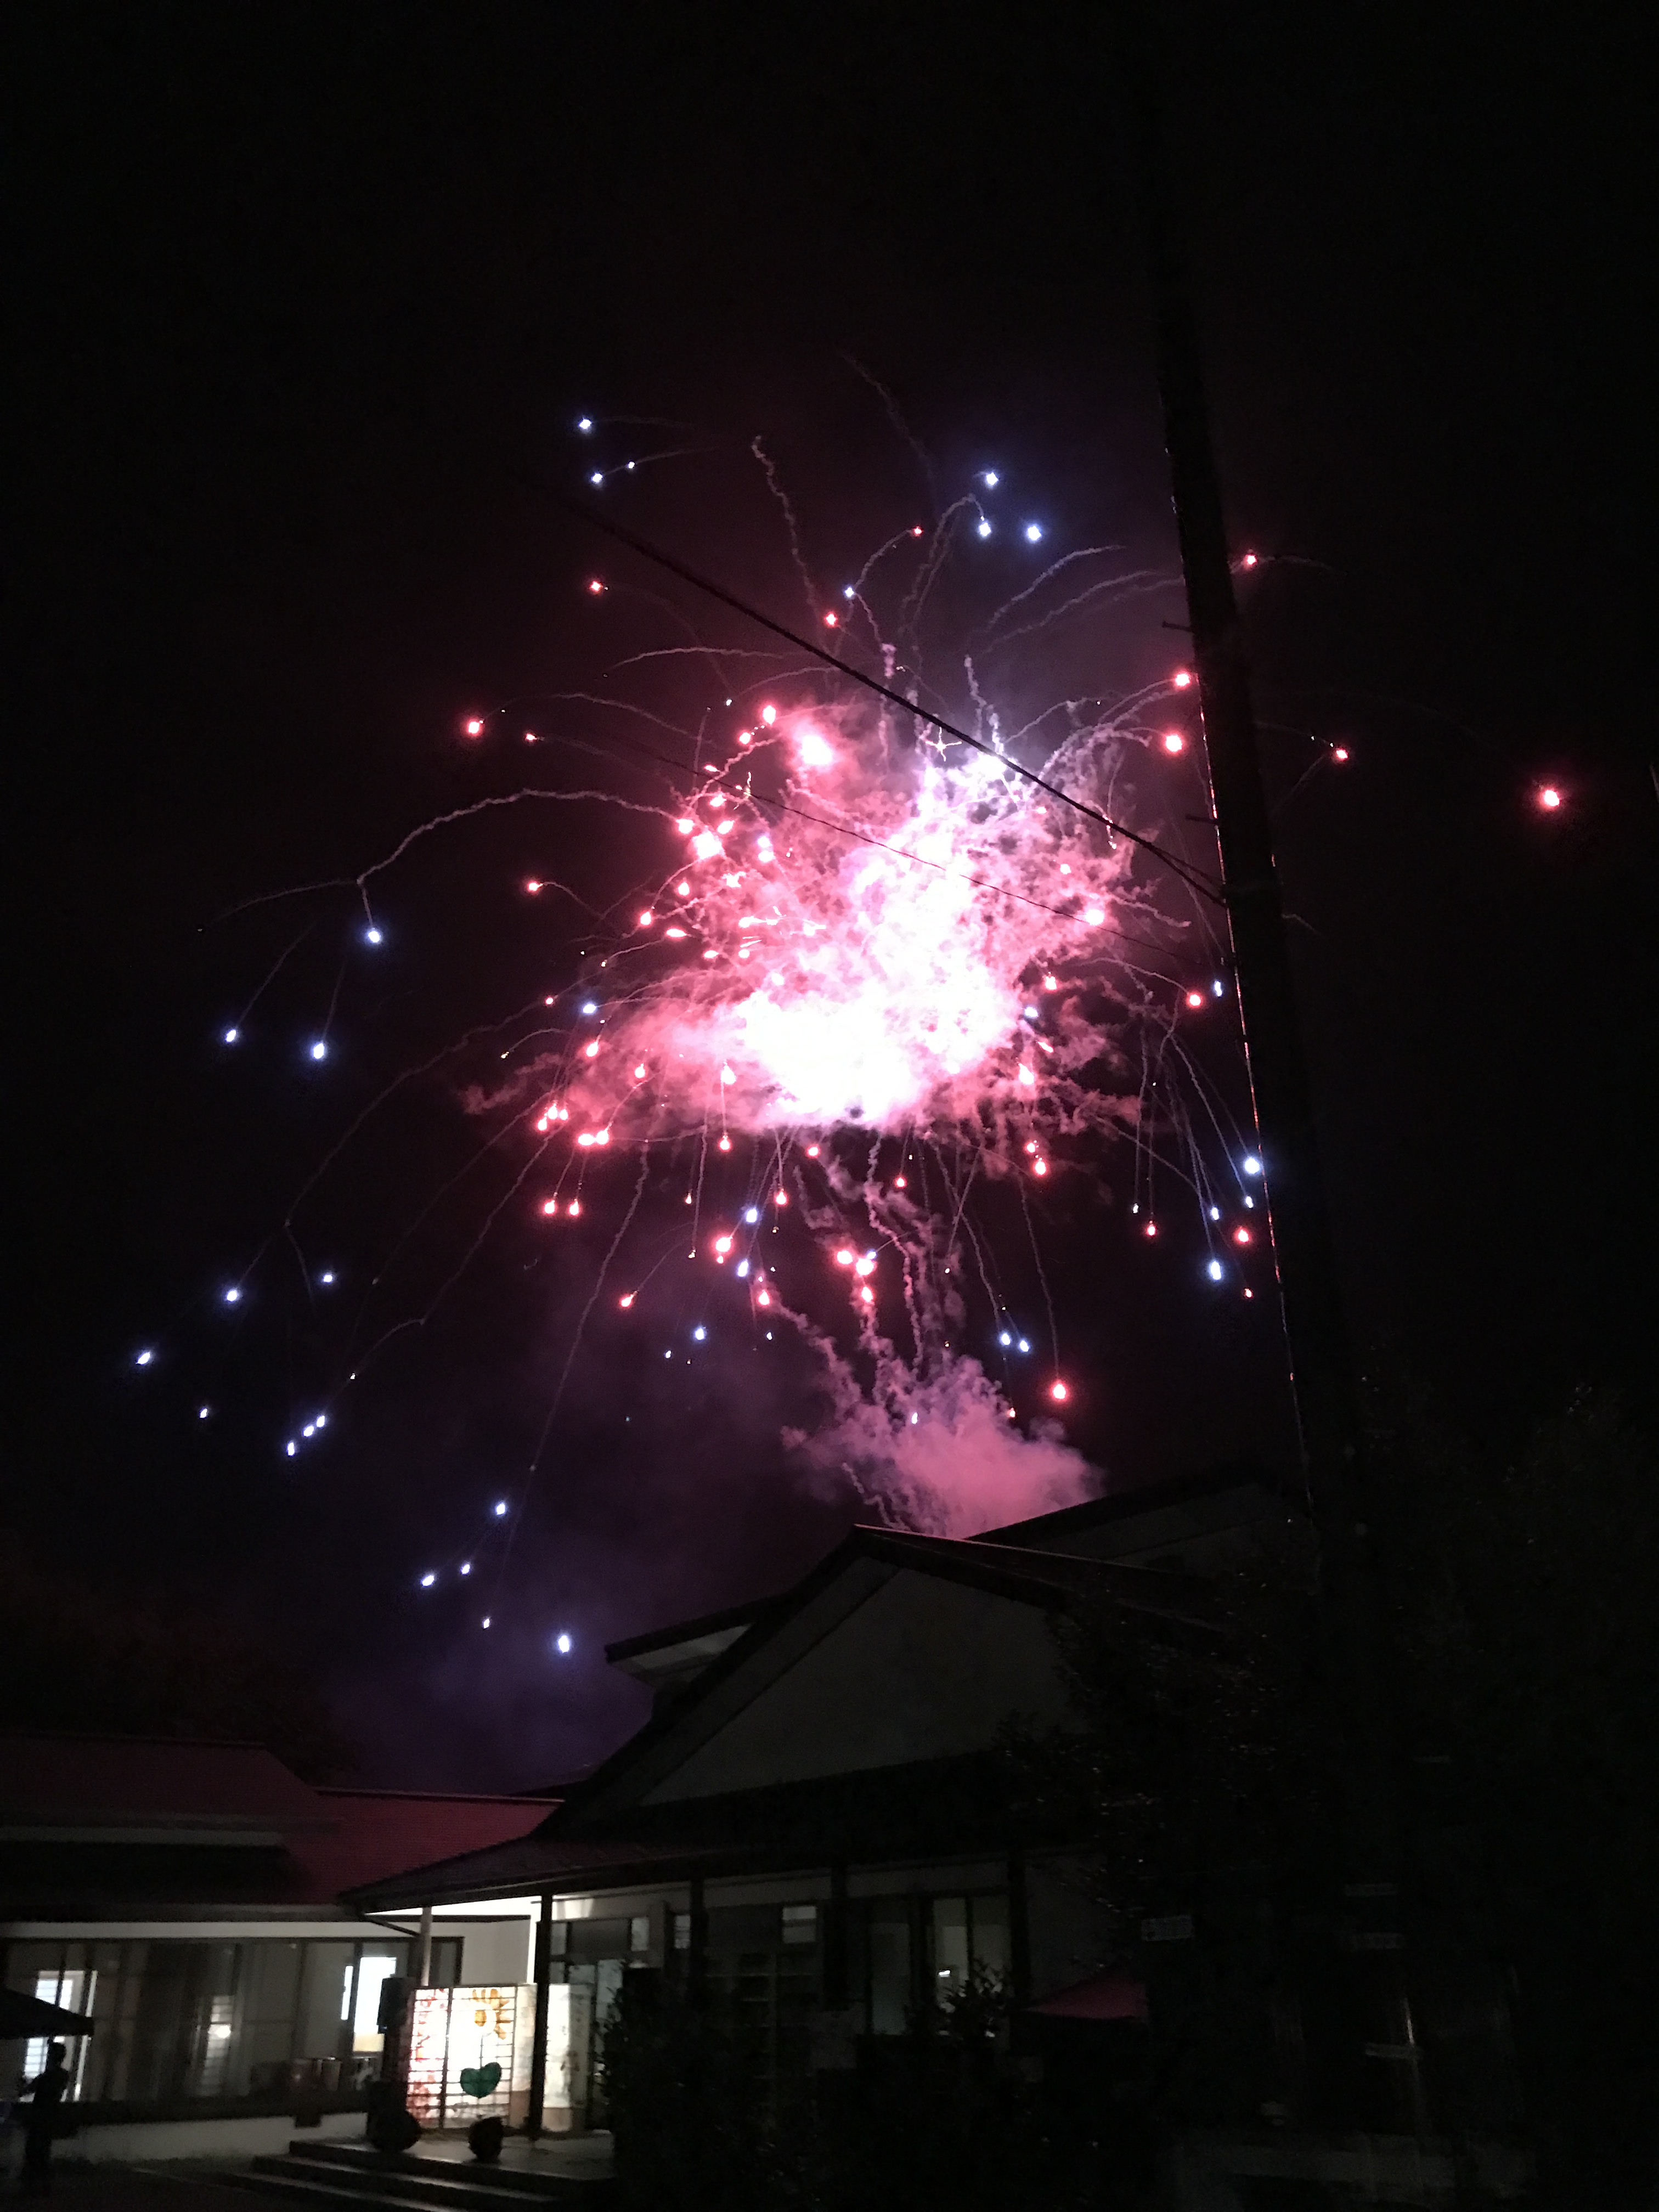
1114 4 1422 2134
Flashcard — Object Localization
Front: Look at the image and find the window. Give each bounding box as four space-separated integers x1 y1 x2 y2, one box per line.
780 1905 817 1947
23 1970 94 2091
351 1953 403 2055
866 1901 911 2036
930 1894 1009 1996
629 1916 650 1955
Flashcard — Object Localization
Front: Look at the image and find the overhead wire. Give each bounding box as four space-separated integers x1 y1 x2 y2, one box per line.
518 476 1222 905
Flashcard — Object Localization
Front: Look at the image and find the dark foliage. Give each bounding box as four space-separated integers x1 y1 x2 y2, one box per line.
600 1962 1144 2212
599 1972 773 2212
1373 1380 1659 2205
0 1541 357 1780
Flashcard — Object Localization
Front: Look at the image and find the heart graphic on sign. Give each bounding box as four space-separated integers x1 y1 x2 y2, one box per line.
458 2063 501 2098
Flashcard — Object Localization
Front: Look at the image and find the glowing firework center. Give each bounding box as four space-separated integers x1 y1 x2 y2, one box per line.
562 712 1133 1144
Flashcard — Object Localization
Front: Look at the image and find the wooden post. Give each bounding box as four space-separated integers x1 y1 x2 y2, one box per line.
823 1861 849 2010
1007 1851 1032 2007
526 1894 554 2141
417 1904 433 1987
686 1875 708 1997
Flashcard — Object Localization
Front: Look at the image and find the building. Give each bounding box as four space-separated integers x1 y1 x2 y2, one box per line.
347 1472 1304 2136
0 1734 554 2163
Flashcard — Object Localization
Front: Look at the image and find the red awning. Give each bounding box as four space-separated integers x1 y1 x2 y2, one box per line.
1028 1971 1147 2024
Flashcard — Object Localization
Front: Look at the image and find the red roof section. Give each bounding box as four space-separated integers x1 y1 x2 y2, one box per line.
1029 1970 1148 2023
0 1736 556 1908
0 1734 324 1827
296 1790 555 1901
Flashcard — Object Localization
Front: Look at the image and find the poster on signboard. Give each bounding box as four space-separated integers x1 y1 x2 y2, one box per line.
403 1985 537 2129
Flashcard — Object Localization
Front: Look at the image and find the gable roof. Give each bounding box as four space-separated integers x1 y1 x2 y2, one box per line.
344 1522 1218 1913
983 1464 1302 1555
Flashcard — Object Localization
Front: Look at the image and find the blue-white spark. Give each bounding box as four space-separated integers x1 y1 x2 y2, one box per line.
555 1632 573 1655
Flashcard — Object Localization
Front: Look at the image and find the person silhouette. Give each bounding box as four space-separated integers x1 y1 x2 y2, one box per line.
21 2042 70 2197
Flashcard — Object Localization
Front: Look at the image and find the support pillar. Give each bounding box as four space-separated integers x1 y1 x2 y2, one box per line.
526 1893 553 2141
687 1874 708 1997
1007 1850 1031 2007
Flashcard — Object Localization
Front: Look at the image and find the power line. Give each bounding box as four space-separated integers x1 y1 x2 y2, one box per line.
518 476 1221 904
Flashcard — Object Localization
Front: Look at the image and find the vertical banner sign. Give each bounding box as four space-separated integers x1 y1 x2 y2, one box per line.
404 1985 538 2129
406 1988 452 2128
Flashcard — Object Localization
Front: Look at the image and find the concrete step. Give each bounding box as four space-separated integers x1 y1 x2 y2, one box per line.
241 2141 611 2210
232 2172 449 2212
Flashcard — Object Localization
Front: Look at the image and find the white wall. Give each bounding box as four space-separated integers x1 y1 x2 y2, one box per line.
439 1916 536 1987
644 1573 1068 1802
24 2107 364 2168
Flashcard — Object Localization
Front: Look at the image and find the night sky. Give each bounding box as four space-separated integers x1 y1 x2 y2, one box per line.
9 4 1653 1788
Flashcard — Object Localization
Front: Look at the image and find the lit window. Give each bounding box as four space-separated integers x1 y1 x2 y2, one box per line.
781 1904 819 1946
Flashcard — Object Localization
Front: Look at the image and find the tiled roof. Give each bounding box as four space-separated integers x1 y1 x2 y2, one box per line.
0 1734 326 1830
0 1736 558 1914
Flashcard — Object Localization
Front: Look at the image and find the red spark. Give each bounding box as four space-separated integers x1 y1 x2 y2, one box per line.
464 716 485 736
1161 731 1186 755
1049 1380 1069 1403
1537 785 1563 810
1172 669 1193 690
